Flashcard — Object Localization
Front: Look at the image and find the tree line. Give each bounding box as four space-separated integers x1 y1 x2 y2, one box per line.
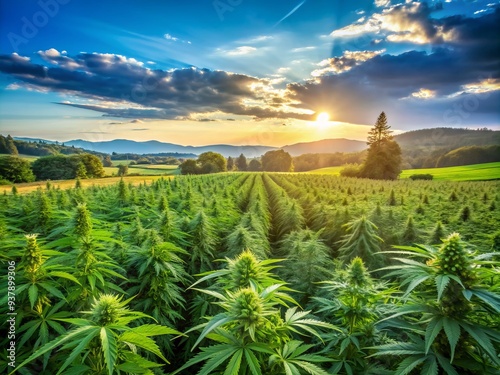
179 149 295 175
0 154 105 183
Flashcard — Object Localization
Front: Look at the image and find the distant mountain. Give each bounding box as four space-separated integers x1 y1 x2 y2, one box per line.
64 139 276 158
282 138 366 156
12 128 499 159
64 138 369 157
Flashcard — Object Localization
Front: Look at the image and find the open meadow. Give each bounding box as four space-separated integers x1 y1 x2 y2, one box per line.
307 162 500 181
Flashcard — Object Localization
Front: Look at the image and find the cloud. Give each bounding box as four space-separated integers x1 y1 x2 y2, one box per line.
331 2 455 44
311 50 385 76
0 8 498 128
287 8 500 126
164 33 191 44
240 35 274 44
291 46 316 53
0 50 313 121
224 46 258 56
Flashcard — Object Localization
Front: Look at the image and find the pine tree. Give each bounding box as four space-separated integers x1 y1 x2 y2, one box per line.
366 112 392 146
360 112 402 180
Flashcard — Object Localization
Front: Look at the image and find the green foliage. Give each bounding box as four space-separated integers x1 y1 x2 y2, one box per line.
117 164 128 176
13 294 182 375
236 153 248 171
360 112 402 180
261 149 294 172
32 153 105 180
375 233 500 373
337 216 384 268
0 155 35 182
409 173 434 180
437 145 500 167
0 172 498 374
248 158 262 171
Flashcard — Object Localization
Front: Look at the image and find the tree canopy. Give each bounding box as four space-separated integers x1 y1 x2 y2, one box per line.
261 149 294 172
236 153 247 171
179 152 227 175
31 154 105 181
0 156 35 183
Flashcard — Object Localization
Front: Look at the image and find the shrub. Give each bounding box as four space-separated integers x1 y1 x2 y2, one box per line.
339 163 362 178
409 173 433 180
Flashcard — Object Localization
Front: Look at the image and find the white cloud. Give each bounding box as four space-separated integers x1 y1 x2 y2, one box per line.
241 35 274 44
410 88 436 99
291 46 316 53
375 0 391 7
164 33 178 41
225 46 257 56
164 33 191 44
311 50 385 76
330 2 456 44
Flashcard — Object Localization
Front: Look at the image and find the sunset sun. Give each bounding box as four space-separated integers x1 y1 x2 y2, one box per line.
316 112 330 123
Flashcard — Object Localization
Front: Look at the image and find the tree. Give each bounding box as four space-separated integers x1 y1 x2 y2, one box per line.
73 154 105 178
117 164 128 176
197 151 227 173
0 156 35 183
179 159 199 175
227 156 235 171
6 135 19 155
236 153 247 171
261 149 294 172
360 112 402 180
102 155 113 167
0 135 8 154
248 158 262 171
180 152 227 175
32 154 105 180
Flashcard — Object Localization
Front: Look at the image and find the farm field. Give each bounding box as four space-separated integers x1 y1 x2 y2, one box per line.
0 175 168 195
307 162 500 181
104 164 180 177
0 173 498 374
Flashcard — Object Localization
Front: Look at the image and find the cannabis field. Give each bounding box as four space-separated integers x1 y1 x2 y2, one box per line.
1 173 499 375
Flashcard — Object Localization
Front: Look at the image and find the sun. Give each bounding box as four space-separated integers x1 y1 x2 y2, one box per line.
316 112 330 123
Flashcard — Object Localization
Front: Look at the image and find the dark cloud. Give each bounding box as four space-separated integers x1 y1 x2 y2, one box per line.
1 50 309 120
0 8 498 127
288 7 500 126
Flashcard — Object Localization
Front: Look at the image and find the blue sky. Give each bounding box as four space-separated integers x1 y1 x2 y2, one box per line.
0 0 499 146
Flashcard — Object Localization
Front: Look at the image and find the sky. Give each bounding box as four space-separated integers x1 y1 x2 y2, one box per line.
0 0 499 146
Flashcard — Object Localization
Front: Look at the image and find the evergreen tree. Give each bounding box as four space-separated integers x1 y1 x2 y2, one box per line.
6 135 18 155
360 112 402 180
236 153 247 171
227 156 234 171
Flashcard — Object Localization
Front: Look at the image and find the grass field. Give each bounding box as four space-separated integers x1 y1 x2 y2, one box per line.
0 175 169 195
306 162 500 181
105 164 180 176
